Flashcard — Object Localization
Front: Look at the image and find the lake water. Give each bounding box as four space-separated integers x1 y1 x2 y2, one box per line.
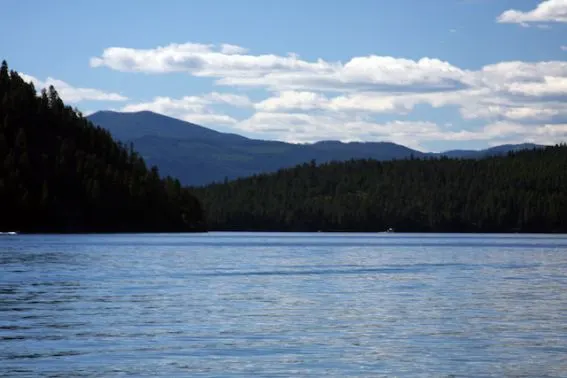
1 233 567 377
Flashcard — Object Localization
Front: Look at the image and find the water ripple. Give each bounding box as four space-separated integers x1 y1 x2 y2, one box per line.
1 233 566 377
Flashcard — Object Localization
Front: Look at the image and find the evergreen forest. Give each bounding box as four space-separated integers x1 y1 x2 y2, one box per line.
0 61 205 233
194 146 567 233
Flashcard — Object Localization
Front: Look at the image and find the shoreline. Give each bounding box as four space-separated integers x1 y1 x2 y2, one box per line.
5 230 566 235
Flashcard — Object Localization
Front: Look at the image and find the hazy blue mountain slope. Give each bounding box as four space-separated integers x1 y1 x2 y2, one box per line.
87 111 542 185
87 110 247 142
442 143 540 158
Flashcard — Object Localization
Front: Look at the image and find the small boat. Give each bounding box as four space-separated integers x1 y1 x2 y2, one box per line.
0 231 18 235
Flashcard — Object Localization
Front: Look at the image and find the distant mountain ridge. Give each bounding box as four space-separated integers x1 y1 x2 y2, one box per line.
441 143 541 158
87 110 543 186
88 110 247 142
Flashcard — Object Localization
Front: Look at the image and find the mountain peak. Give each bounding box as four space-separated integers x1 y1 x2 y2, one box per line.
87 110 247 142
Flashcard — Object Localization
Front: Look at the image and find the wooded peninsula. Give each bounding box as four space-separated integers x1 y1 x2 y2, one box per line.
194 146 567 233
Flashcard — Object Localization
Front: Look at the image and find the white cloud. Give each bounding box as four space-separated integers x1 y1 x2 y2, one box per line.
255 91 330 112
236 112 453 148
90 43 468 93
204 92 252 107
561 45 567 51
122 96 208 114
220 44 249 55
255 91 422 114
90 42 332 79
239 113 443 145
477 61 567 84
507 76 567 96
236 112 567 149
90 42 567 147
121 92 250 112
216 56 468 93
20 73 128 103
462 103 567 122
120 92 251 126
483 121 567 144
497 0 567 25
89 44 567 118
180 113 238 126
253 80 567 127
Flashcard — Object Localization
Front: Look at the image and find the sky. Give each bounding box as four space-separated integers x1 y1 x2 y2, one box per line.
2 0 567 151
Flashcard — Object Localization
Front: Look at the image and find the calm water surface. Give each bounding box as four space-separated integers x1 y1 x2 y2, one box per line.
1 233 567 377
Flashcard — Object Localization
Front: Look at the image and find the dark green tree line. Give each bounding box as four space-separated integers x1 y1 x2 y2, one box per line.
0 60 205 233
194 146 567 233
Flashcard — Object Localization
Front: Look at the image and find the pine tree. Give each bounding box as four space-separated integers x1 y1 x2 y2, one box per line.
0 60 205 233
194 145 567 233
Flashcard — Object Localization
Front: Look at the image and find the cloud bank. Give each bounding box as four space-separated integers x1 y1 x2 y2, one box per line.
19 73 127 103
497 0 567 26
121 92 251 126
88 40 567 148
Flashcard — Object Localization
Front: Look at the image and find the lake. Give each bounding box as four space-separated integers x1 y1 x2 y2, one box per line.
1 232 567 377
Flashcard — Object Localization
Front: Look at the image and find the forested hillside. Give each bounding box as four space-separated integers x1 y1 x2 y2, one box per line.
0 61 205 233
195 146 567 233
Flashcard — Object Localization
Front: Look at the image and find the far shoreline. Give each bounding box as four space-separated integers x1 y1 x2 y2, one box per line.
6 230 567 235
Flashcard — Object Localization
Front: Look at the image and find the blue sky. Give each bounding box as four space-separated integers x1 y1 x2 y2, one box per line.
2 0 567 151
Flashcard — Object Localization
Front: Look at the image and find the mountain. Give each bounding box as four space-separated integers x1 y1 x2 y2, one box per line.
0 61 204 233
193 144 567 233
87 110 543 186
442 143 541 158
87 110 247 143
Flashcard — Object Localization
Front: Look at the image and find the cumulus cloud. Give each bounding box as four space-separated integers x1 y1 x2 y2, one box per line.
122 96 208 114
483 122 567 145
236 111 567 149
90 42 332 80
120 92 251 126
89 43 567 115
20 73 127 103
90 43 468 93
220 44 249 55
255 90 423 114
236 112 452 148
507 76 567 97
204 92 253 107
179 113 239 126
90 41 567 147
255 91 330 112
269 88 489 114
497 0 567 26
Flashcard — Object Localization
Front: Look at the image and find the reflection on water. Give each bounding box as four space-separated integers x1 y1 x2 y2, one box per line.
1 233 567 377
